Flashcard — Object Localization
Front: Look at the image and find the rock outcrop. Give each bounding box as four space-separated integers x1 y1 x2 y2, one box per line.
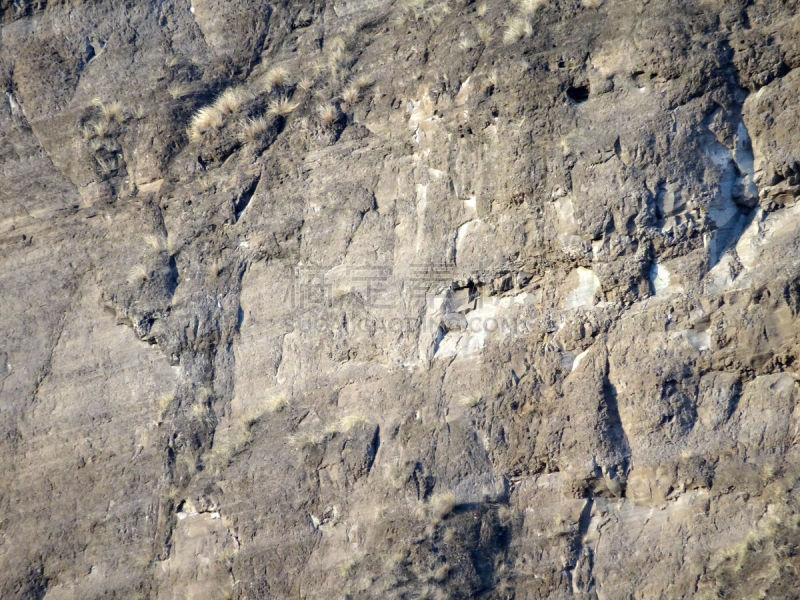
1 0 799 598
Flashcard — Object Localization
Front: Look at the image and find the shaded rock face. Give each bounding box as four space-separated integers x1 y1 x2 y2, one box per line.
1 0 800 597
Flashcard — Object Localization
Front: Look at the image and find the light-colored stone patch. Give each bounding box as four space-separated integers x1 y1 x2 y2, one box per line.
156 500 237 600
649 261 683 297
563 267 601 310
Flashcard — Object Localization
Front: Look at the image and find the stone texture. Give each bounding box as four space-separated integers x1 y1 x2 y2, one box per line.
1 0 800 598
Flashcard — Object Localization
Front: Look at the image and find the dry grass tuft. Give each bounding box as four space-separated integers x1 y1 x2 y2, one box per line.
263 66 290 91
239 116 271 143
515 0 547 15
311 58 327 78
424 2 451 27
403 0 425 21
143 233 166 252
432 563 451 582
338 414 369 431
165 54 182 68
297 77 314 92
476 22 493 44
92 120 110 138
354 74 373 89
458 395 482 408
128 264 149 284
287 430 325 449
205 426 253 473
325 37 351 83
157 393 174 418
188 106 223 142
264 394 290 413
325 36 347 55
341 83 360 105
341 74 373 105
101 101 124 123
429 491 457 520
503 14 533 45
168 83 190 99
238 393 292 424
476 1 488 16
317 103 338 126
267 95 299 117
89 98 124 129
402 0 451 27
214 87 248 114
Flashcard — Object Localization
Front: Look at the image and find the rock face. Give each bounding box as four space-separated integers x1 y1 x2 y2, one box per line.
1 0 800 598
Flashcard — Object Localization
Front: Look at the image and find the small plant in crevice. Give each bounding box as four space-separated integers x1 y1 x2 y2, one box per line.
168 83 191 99
91 119 110 138
328 413 369 433
287 430 327 449
262 66 290 92
157 393 174 419
459 36 475 52
267 95 300 117
341 83 360 105
475 22 493 44
503 14 533 45
487 69 499 90
143 233 167 252
95 154 117 175
340 74 372 105
399 0 451 28
239 116 272 143
428 491 457 521
264 394 290 414
91 97 123 123
503 0 547 45
127 264 149 285
84 98 125 139
515 0 548 14
187 86 257 142
205 425 254 474
214 87 249 115
188 105 224 142
101 101 124 123
354 74 373 89
401 0 425 21
458 395 482 408
165 54 182 68
325 36 352 85
240 393 291 425
297 77 314 92
191 401 210 419
497 504 516 527
317 102 339 126
80 99 126 180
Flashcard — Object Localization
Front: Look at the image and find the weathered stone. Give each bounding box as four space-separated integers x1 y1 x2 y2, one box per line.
2 0 800 598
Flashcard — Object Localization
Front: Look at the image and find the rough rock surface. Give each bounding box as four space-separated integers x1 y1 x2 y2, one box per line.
2 0 800 598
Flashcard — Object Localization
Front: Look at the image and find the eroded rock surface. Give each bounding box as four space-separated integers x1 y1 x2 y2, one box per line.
1 0 800 598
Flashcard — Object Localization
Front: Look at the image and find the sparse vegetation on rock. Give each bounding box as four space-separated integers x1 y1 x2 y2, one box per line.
3 1 800 599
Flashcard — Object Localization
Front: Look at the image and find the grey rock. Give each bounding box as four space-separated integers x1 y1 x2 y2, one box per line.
1 0 800 598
